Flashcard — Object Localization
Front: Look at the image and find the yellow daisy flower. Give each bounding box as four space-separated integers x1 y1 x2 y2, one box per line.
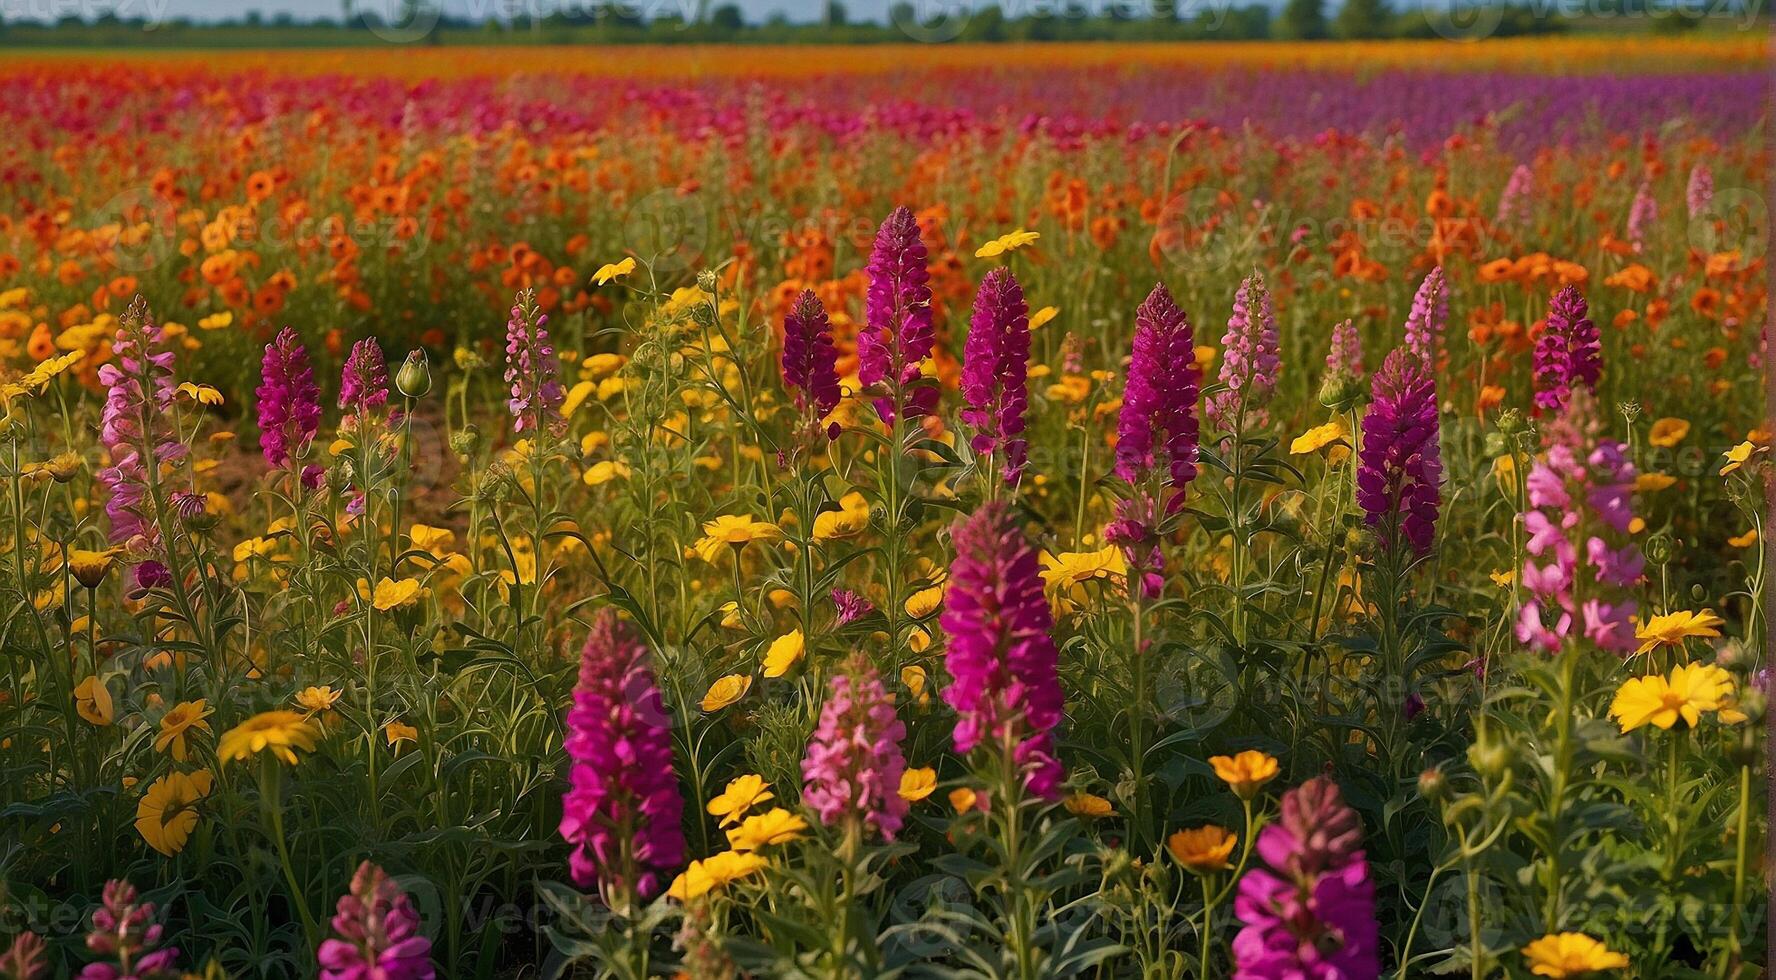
1520 933 1629 978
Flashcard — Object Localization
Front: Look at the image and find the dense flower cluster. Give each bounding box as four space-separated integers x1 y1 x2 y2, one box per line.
1207 274 1280 433
255 327 323 471
780 288 841 431
338 338 390 422
96 296 185 591
1686 162 1713 217
317 862 435 980
1495 163 1533 225
960 267 1032 485
1114 282 1200 509
504 289 566 435
1233 777 1379 979
859 206 936 424
939 502 1065 799
1532 286 1602 413
1357 350 1441 556
1403 267 1449 364
1517 394 1643 655
801 659 910 840
1627 180 1658 249
560 611 687 901
79 880 181 980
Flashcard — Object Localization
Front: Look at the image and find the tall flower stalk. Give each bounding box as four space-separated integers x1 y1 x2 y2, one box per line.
561 611 687 917
960 267 1031 495
860 206 936 663
801 656 909 976
1206 274 1279 647
940 501 1066 980
1108 281 1198 846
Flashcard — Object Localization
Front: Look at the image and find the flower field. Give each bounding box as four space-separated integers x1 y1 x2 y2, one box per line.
0 35 1767 978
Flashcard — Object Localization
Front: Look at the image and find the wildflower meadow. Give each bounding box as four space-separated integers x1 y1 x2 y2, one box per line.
0 34 1766 979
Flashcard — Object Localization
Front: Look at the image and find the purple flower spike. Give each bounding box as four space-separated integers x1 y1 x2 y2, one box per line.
961 267 1032 485
1403 267 1449 365
802 657 910 841
939 502 1065 800
1532 286 1602 414
96 297 186 574
781 288 841 435
1495 164 1532 227
1115 283 1201 515
859 206 936 425
1357 350 1441 557
1233 777 1379 980
560 610 687 903
504 288 565 436
1627 180 1657 250
317 862 435 980
79 879 182 980
1326 319 1363 381
1207 273 1280 434
256 327 323 471
339 338 390 421
1686 163 1713 218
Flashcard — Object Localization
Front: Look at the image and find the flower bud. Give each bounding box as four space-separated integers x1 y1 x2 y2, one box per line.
695 269 719 293
1417 766 1448 803
449 425 480 460
1467 733 1513 780
1495 407 1526 436
396 349 432 398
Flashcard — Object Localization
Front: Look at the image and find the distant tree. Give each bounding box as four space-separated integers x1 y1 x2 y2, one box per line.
708 2 744 29
1277 0 1328 37
1334 0 1391 36
959 3 1007 39
823 0 847 24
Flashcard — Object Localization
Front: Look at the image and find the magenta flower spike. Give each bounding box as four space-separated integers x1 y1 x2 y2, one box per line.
801 658 910 841
339 338 390 422
960 267 1032 485
939 501 1065 800
504 288 565 435
1357 350 1442 557
859 205 936 425
1685 163 1713 218
256 326 322 470
560 610 687 903
1232 777 1380 979
95 296 187 591
1531 286 1602 414
1403 267 1449 365
317 862 435 980
1114 283 1200 510
781 288 842 438
1626 180 1657 250
1495 163 1532 226
1207 273 1280 433
78 880 182 980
